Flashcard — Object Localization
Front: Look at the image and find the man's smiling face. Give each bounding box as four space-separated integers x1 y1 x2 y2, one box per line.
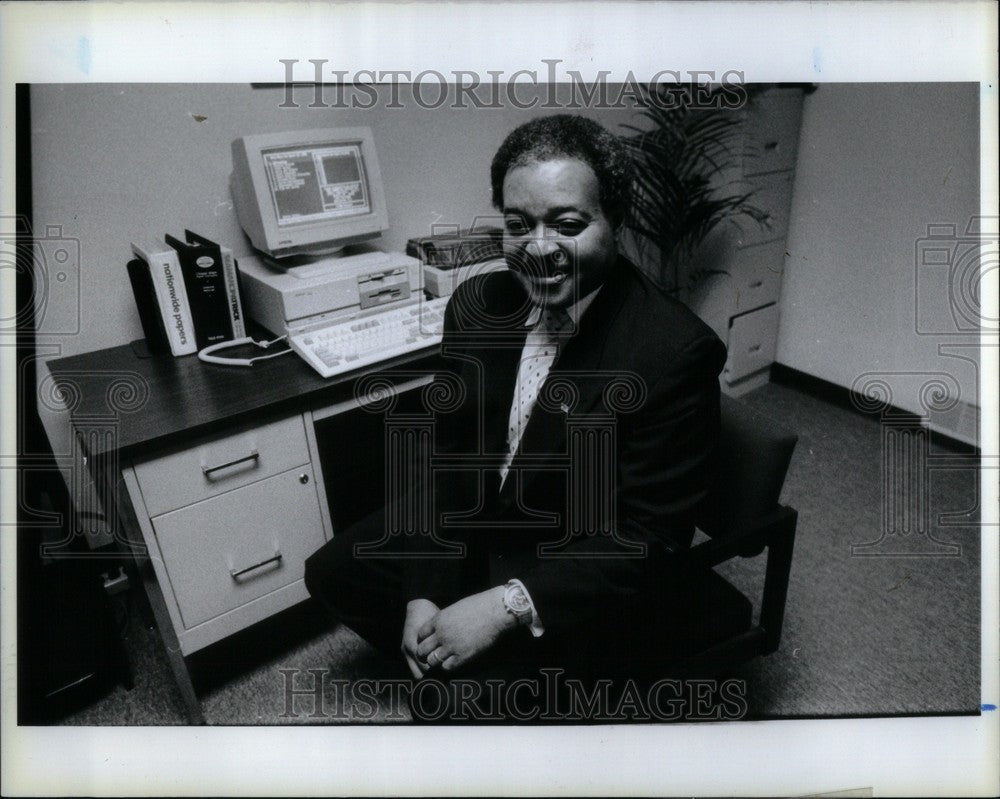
501 157 619 309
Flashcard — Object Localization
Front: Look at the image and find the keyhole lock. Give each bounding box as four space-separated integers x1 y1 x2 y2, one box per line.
299 473 309 484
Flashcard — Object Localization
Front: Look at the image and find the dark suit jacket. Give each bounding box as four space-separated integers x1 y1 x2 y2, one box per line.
403 256 726 645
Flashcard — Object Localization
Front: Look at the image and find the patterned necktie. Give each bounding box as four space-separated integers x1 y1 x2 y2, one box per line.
500 306 573 486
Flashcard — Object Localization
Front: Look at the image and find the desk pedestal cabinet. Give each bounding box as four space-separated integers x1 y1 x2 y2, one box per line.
123 414 333 659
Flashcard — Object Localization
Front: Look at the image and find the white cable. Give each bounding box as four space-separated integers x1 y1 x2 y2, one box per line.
197 335 293 367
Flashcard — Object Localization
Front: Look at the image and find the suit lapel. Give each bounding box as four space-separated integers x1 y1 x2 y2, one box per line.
497 264 631 508
452 272 532 461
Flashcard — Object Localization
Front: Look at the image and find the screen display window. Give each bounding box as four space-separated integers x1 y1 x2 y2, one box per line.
262 142 371 227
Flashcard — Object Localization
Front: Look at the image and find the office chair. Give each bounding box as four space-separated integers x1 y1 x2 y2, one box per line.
649 393 800 679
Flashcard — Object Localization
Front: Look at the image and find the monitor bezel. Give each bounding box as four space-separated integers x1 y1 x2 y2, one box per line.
232 126 389 259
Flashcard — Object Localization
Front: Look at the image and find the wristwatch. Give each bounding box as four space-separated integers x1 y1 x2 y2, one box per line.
503 580 533 626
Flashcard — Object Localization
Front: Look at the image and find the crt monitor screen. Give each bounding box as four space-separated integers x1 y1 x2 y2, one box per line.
263 141 372 227
231 126 389 259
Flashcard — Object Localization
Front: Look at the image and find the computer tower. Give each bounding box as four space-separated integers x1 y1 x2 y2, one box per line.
18 486 132 724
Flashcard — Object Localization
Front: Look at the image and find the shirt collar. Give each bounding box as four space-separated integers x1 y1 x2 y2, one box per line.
524 285 602 329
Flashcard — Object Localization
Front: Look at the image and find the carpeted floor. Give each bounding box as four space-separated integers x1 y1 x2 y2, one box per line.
55 381 982 725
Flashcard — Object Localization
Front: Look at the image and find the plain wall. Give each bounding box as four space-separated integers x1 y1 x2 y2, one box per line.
776 83 982 421
29 83 643 359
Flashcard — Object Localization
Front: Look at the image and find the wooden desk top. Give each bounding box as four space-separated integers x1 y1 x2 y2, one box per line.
43 342 440 461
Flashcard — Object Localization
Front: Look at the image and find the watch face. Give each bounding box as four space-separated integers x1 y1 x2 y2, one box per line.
506 585 531 613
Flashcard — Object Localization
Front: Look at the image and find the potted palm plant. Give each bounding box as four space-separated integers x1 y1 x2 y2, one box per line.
620 83 769 297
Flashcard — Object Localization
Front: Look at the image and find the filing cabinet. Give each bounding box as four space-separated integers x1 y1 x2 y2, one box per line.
685 85 805 394
124 412 334 655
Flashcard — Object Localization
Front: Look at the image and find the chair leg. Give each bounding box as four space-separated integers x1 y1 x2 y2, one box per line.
759 510 797 654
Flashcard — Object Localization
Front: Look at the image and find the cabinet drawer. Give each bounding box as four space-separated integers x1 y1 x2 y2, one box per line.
733 171 795 248
151 466 325 630
134 414 310 516
731 240 786 313
742 88 804 175
725 304 779 383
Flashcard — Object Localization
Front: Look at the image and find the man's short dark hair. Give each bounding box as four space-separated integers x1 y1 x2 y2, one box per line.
490 114 634 227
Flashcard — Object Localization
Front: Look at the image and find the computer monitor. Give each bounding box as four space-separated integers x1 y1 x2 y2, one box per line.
230 127 389 261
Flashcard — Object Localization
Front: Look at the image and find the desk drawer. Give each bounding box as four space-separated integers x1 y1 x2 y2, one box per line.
134 414 310 516
151 466 325 630
724 304 779 383
731 240 786 313
732 171 795 248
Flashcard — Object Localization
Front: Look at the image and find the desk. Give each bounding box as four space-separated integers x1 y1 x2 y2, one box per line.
43 342 440 723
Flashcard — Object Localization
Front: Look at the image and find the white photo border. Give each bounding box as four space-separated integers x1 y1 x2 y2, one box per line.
1 1 997 796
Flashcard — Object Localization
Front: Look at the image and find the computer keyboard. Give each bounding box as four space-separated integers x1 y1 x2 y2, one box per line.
289 296 449 378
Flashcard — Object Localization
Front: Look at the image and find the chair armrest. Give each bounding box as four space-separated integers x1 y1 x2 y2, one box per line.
684 504 797 570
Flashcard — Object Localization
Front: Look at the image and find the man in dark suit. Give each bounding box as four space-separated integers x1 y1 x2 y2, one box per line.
304 115 726 710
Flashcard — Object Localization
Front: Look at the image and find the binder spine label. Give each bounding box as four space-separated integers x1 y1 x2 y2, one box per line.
220 248 246 338
162 262 190 348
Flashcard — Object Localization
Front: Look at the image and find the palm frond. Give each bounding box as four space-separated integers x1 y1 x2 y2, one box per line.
622 82 768 292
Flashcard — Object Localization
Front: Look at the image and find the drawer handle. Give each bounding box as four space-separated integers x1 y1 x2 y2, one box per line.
763 141 779 151
230 551 282 580
749 280 763 288
202 450 260 479
748 344 762 353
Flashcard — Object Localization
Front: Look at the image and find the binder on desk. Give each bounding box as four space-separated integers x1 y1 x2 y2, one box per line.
166 232 233 349
126 257 171 355
183 230 247 339
129 240 198 356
